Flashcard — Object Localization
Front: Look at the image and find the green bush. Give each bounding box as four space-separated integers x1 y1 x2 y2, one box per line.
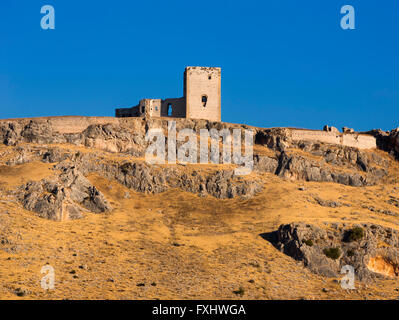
303 239 313 247
323 247 342 260
347 227 365 242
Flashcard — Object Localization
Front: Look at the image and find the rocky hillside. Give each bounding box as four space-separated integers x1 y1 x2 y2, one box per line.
1 116 399 299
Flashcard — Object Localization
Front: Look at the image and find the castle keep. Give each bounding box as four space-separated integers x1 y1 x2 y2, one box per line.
115 67 221 122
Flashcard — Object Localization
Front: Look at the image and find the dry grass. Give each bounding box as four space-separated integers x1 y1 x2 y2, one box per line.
1 144 399 300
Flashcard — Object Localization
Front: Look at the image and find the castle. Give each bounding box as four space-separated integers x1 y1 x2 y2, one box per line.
115 67 221 122
112 66 378 150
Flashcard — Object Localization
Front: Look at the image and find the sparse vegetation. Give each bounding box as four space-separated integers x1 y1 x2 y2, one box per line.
323 247 342 260
1 116 399 300
303 239 313 247
347 249 355 257
346 227 365 242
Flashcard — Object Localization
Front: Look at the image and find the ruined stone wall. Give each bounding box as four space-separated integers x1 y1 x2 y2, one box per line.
0 116 378 150
115 105 138 118
161 98 186 118
185 67 221 122
115 66 221 122
290 129 377 150
0 116 121 134
341 134 377 149
142 99 162 117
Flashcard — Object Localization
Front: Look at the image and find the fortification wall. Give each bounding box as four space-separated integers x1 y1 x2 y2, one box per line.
47 116 122 134
0 116 121 134
0 116 378 150
290 129 377 149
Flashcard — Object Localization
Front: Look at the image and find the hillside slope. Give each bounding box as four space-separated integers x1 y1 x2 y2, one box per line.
1 117 399 300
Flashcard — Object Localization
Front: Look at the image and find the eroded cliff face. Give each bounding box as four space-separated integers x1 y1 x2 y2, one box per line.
0 117 397 221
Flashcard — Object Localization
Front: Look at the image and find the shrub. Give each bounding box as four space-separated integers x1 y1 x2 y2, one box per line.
346 227 365 242
323 247 342 260
303 239 313 247
347 249 355 257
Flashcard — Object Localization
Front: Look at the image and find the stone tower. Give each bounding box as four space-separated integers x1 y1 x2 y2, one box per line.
184 67 221 122
115 66 222 122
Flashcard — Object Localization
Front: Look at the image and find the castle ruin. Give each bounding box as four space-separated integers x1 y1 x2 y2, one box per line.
112 66 377 150
115 67 221 122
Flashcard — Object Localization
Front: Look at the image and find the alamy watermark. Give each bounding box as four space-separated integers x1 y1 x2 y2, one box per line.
145 121 254 175
340 5 355 30
41 265 55 290
340 265 355 290
40 5 55 30
39 5 355 31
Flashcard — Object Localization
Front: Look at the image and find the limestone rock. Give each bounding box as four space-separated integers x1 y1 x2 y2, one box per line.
270 223 399 282
0 118 395 193
19 167 112 221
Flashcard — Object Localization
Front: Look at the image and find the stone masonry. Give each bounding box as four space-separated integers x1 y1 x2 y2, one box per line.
115 67 221 122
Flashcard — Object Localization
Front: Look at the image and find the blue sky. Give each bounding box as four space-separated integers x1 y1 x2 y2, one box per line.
0 0 398 131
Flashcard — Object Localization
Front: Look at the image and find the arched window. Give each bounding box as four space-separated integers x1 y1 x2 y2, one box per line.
201 95 208 108
168 104 172 116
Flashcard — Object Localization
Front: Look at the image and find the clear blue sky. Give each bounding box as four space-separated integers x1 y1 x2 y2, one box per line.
0 0 398 131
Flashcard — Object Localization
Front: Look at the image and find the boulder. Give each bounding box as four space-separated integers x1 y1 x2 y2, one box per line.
19 167 112 221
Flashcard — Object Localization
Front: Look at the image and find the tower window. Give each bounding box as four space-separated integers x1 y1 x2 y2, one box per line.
201 95 208 108
208 75 212 80
167 104 172 116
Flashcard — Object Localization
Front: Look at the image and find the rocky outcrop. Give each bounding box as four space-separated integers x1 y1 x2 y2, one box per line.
270 223 399 281
19 167 112 221
364 128 399 160
0 117 396 192
254 128 390 186
390 129 399 158
54 158 263 200
3 142 389 191
0 120 146 155
254 128 290 152
79 124 145 155
253 149 388 187
276 152 386 187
